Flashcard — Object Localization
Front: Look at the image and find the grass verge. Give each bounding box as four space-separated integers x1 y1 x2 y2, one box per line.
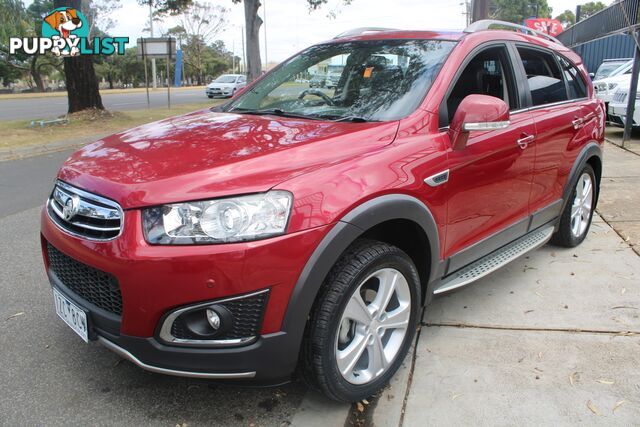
0 86 206 100
0 102 219 151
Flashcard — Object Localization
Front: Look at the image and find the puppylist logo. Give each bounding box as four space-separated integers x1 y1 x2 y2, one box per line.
9 7 128 57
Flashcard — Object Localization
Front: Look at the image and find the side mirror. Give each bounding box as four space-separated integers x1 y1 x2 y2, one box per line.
449 94 510 150
589 72 595 79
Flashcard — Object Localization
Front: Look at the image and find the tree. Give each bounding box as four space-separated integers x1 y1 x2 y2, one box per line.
54 0 104 112
490 0 552 23
0 0 61 92
170 2 227 84
579 1 607 19
81 0 122 39
555 9 575 27
137 0 193 16
232 0 353 82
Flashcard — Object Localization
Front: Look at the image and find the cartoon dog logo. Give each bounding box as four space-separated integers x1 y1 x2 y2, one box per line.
43 8 83 56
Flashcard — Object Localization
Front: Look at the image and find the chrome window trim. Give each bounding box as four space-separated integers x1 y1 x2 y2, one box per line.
510 97 588 115
46 180 124 242
98 336 256 379
158 289 270 348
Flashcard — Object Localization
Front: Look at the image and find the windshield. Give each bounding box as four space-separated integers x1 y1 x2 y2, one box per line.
594 64 621 80
608 60 633 78
225 39 455 121
215 75 238 83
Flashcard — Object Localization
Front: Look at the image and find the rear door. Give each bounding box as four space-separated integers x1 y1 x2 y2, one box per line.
513 46 591 228
441 43 536 272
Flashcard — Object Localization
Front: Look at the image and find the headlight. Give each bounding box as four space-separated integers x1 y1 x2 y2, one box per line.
596 82 607 92
142 191 292 244
608 83 618 90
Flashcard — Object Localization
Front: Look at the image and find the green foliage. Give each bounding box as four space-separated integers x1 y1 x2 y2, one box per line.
137 0 193 16
490 0 552 23
555 9 575 26
579 1 607 19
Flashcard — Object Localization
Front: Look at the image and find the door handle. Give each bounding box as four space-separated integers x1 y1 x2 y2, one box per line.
516 134 535 149
572 117 584 130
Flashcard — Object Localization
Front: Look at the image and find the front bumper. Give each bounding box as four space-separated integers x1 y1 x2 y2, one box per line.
609 103 639 127
206 87 233 97
41 206 330 382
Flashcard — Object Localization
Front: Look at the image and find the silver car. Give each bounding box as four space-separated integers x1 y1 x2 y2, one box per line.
206 74 247 98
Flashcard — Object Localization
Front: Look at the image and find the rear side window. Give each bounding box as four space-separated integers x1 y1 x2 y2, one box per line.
558 56 587 99
517 47 567 106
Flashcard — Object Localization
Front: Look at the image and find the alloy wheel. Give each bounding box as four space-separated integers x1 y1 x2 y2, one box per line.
570 172 594 238
334 268 411 385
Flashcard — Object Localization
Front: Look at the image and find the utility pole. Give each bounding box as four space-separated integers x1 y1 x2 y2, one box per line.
461 0 471 26
149 0 157 89
232 39 236 73
263 0 268 71
241 26 246 74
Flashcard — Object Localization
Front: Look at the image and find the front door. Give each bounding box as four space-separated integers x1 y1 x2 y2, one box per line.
441 44 536 272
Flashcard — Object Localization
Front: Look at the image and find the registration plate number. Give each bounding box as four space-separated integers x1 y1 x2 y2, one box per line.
53 288 89 343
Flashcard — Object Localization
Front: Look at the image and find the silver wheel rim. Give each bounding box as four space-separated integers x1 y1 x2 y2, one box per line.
570 172 593 238
335 268 411 385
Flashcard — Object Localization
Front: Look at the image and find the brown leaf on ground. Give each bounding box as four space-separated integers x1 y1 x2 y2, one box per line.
613 400 625 412
610 306 638 310
587 400 601 416
356 402 364 412
569 372 579 386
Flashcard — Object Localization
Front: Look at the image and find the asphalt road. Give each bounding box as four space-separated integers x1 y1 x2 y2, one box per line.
0 83 324 121
0 151 318 425
0 88 209 121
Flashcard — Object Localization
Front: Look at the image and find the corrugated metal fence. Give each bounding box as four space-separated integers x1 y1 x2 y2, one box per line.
570 34 635 72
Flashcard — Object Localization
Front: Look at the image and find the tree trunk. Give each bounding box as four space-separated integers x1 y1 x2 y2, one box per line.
243 0 262 82
30 56 45 92
54 0 104 113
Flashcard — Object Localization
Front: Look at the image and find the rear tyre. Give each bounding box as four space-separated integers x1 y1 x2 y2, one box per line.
300 239 421 402
551 164 597 247
207 95 214 99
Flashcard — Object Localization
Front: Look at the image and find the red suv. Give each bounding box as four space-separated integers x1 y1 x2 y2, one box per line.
41 21 604 402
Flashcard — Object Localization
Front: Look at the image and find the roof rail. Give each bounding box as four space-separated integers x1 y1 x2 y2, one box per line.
334 27 398 39
464 19 562 45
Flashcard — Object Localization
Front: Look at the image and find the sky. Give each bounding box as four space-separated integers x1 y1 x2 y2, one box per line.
27 0 587 63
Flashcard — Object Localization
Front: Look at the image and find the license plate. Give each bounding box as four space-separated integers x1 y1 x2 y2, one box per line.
53 288 89 343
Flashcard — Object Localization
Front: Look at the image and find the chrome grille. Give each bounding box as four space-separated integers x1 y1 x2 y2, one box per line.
47 181 123 241
612 91 628 103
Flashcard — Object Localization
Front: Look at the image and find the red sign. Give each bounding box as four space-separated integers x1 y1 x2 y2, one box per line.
524 18 564 37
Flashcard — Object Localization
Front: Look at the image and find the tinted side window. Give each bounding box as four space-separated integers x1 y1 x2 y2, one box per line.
559 56 587 99
517 47 567 106
445 46 517 124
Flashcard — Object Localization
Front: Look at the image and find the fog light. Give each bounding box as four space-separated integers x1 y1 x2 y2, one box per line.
206 308 221 330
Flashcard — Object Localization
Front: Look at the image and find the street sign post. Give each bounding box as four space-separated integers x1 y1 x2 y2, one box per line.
137 37 177 109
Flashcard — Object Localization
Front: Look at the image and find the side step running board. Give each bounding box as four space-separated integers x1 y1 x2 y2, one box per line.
434 226 555 295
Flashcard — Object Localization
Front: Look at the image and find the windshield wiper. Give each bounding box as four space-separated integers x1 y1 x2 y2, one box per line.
229 108 322 120
314 114 374 123
330 116 372 123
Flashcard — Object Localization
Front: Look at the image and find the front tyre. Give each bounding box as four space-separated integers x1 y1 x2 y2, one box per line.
301 239 421 402
551 164 597 247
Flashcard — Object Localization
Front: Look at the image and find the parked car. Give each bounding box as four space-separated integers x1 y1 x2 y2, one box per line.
325 72 342 89
309 74 326 88
593 59 632 104
608 87 640 127
41 20 604 403
592 58 632 81
206 74 247 98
